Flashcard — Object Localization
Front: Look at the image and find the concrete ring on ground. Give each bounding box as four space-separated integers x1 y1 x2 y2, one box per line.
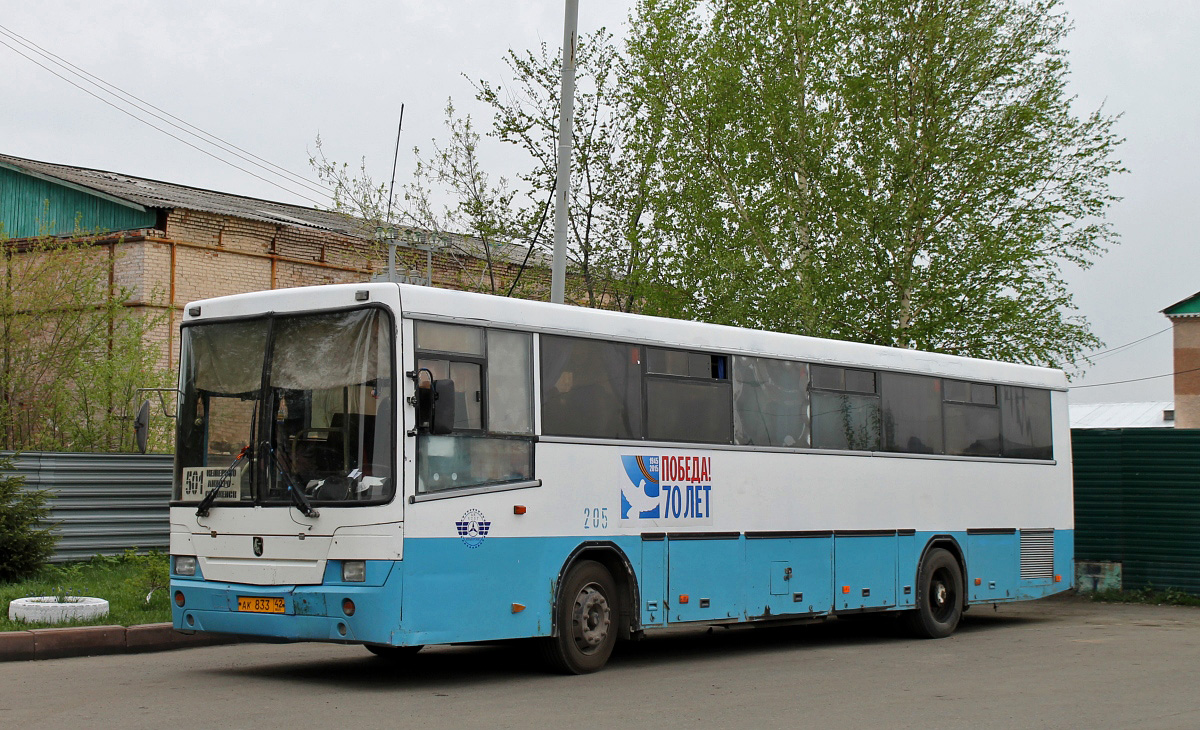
8 596 110 624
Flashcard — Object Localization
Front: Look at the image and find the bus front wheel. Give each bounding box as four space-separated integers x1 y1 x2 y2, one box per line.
542 560 617 674
907 547 963 639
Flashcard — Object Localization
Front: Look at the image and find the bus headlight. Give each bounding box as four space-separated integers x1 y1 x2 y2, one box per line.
174 555 197 576
342 561 366 582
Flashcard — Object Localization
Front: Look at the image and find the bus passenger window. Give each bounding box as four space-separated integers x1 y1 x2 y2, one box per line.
943 380 1001 457
1000 386 1053 460
733 356 810 448
540 336 643 440
811 366 881 451
880 373 943 454
644 348 731 444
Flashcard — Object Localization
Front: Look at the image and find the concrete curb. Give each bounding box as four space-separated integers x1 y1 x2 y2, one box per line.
0 623 241 662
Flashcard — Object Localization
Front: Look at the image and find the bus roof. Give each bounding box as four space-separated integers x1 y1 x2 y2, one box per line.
395 285 1067 391
183 283 1067 390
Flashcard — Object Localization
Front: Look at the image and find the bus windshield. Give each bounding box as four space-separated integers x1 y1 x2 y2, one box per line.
174 307 395 506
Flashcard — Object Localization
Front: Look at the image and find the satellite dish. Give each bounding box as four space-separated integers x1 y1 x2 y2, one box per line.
134 399 151 454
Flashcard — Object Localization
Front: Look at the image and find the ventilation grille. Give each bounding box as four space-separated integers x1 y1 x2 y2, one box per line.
1020 529 1055 580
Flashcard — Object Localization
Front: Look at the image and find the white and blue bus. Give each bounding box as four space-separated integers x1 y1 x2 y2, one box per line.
169 282 1072 673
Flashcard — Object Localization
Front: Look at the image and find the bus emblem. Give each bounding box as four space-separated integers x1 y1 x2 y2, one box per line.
456 509 491 549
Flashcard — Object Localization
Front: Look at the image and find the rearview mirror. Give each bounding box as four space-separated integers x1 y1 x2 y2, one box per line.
133 399 151 454
430 379 456 435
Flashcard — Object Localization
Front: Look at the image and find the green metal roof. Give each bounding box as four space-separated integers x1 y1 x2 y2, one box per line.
1163 291 1200 317
0 163 156 239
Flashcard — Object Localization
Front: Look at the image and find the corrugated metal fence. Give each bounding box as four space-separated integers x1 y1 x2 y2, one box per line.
7 451 173 562
1073 429 1200 594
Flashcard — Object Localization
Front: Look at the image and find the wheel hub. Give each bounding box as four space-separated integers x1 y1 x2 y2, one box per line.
572 583 611 651
934 582 948 607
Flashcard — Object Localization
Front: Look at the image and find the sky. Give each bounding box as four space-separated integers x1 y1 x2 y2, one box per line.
1 0 1196 405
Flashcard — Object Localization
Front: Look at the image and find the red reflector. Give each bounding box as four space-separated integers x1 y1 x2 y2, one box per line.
842 586 850 594
342 598 356 616
514 505 527 515
679 594 689 604
174 591 185 607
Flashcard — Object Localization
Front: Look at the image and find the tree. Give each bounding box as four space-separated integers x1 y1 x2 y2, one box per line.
311 30 661 309
311 108 532 297
0 456 56 582
473 29 662 311
0 229 172 452
627 0 1122 368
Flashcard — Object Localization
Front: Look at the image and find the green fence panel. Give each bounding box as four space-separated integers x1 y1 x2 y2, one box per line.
1073 429 1200 594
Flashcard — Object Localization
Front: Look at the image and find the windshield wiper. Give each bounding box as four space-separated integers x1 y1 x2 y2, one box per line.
268 445 320 518
195 444 251 517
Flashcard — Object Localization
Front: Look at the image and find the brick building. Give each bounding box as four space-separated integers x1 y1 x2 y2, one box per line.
0 153 550 370
1164 291 1200 428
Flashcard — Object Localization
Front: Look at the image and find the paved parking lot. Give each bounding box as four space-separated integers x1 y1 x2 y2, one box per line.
2 594 1198 729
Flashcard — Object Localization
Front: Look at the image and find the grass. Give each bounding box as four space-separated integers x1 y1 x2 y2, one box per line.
1089 586 1200 607
1 550 172 631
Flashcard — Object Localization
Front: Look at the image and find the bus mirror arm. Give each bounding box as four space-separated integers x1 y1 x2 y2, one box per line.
408 368 455 436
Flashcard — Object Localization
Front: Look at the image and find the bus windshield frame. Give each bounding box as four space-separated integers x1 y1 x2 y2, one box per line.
172 304 397 509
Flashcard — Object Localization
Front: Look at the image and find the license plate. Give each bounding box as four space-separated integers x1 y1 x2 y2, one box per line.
237 596 286 614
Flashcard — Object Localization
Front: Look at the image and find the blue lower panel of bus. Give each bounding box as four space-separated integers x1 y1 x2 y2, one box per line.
172 529 1074 646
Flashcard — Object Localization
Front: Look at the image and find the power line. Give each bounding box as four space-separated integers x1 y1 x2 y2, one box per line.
0 26 332 206
1069 365 1200 390
1087 325 1172 361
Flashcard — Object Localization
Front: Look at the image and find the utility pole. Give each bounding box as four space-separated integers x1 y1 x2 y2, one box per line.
550 0 578 305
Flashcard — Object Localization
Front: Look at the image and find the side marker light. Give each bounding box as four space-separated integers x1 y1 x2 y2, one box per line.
512 603 525 613
514 505 527 515
679 594 690 604
1054 574 1062 583
842 586 850 595
975 578 982 586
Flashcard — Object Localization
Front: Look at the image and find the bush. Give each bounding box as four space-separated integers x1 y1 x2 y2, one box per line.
0 457 58 582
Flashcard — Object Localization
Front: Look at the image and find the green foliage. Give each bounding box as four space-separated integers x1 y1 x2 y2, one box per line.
627 0 1123 368
0 458 57 582
119 548 170 603
472 29 661 310
1090 587 1200 607
0 228 173 452
0 551 172 629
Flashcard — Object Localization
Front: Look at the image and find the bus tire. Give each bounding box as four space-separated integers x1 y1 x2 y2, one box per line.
365 644 423 659
907 547 963 639
542 560 617 674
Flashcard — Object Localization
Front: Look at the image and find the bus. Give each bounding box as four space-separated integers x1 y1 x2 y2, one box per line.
168 282 1072 673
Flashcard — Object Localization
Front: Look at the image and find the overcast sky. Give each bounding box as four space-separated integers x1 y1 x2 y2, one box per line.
1 1 1196 404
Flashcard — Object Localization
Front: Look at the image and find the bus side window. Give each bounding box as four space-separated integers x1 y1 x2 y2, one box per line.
811 365 881 451
880 372 943 454
733 356 810 447
999 386 1053 460
540 336 643 440
414 322 535 493
943 380 1001 456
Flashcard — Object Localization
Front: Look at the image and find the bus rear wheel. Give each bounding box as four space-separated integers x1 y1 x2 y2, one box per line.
907 547 963 638
542 560 617 674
